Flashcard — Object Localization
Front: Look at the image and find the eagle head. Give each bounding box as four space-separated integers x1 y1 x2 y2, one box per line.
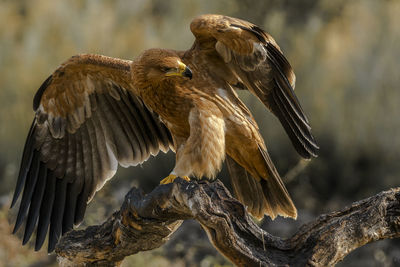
131 49 192 88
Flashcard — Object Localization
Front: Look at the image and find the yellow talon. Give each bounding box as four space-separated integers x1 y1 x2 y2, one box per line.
181 176 190 182
160 174 190 184
160 174 177 184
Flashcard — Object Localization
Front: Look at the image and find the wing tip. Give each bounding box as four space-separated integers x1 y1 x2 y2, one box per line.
10 193 20 209
295 141 319 159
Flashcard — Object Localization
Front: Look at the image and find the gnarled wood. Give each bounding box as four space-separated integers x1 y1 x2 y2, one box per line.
55 179 400 266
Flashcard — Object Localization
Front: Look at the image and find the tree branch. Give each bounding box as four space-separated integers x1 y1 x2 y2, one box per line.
55 179 400 266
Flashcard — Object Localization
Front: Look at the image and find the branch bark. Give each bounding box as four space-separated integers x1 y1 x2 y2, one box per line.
55 179 400 266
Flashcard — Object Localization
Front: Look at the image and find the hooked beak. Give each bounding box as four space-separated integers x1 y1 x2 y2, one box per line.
165 61 193 80
182 66 193 79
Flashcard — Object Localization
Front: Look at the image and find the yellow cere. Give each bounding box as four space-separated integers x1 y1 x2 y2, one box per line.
165 61 187 77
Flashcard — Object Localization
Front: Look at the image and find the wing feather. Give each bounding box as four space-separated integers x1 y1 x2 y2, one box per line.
64 130 76 182
114 91 146 159
68 124 91 227
272 84 318 156
74 129 84 187
62 179 81 234
119 90 150 157
11 121 37 207
91 111 118 194
22 162 47 244
103 92 137 164
48 178 68 252
127 92 164 155
143 103 170 154
190 14 318 158
13 150 41 234
59 131 82 234
100 93 136 166
74 122 95 224
11 54 173 252
53 135 68 178
35 169 56 251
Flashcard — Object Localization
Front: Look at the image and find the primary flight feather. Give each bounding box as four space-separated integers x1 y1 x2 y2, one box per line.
11 14 318 252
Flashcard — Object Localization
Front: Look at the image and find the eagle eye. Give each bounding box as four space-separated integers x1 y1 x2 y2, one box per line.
161 67 172 72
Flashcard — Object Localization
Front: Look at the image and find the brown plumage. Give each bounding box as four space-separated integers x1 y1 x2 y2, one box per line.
11 14 318 252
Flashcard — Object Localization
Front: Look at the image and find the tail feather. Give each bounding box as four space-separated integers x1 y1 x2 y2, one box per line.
258 146 297 219
226 148 297 219
226 155 266 218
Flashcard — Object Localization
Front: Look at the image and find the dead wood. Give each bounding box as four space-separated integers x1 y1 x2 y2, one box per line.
55 179 400 266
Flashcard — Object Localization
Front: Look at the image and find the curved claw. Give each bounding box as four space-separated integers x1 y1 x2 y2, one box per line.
160 174 190 184
181 176 190 182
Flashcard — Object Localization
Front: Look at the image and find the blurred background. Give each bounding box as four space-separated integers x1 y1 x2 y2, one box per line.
1 0 399 266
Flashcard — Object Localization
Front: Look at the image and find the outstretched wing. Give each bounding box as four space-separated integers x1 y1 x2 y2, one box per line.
189 14 318 158
11 54 173 252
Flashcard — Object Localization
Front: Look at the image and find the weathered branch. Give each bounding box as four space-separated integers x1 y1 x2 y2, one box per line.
55 179 400 266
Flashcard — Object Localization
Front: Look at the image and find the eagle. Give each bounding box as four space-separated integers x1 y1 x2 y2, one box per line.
11 14 318 252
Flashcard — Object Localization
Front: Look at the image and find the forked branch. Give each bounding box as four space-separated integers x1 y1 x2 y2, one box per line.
55 179 400 266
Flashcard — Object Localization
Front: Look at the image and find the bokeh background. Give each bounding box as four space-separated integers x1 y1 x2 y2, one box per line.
1 0 399 266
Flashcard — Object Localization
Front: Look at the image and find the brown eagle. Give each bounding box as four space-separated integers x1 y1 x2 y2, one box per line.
11 14 318 252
